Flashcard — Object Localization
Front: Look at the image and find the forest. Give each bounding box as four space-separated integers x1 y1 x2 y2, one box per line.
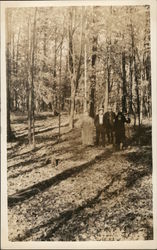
6 5 151 143
6 5 153 242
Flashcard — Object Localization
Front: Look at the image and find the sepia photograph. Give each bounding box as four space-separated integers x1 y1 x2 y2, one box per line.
1 0 157 249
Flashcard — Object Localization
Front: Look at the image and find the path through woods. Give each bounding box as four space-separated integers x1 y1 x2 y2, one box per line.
7 112 153 241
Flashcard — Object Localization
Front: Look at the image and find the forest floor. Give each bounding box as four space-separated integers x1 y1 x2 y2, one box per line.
7 111 153 241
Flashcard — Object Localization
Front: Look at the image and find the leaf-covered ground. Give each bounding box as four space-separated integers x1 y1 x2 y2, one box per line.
7 112 153 241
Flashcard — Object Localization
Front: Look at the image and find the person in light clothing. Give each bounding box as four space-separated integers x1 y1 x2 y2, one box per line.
94 107 106 146
81 110 95 146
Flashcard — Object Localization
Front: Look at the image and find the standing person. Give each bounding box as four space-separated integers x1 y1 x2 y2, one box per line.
115 111 131 150
81 110 95 146
104 105 116 145
94 107 106 146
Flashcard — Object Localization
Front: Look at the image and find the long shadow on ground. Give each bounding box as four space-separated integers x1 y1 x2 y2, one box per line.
123 147 152 188
13 158 152 242
11 112 59 124
15 123 69 140
130 124 152 146
13 175 118 241
41 162 152 241
8 160 47 179
7 129 71 160
8 149 112 208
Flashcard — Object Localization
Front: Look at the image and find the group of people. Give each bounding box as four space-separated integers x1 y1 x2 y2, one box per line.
81 106 131 150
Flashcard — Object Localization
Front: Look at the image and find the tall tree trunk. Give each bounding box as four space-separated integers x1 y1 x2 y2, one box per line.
27 17 31 143
130 23 137 125
28 72 32 144
129 55 133 113
58 41 63 141
84 43 87 112
68 8 75 129
133 53 140 126
16 28 20 75
69 83 75 129
6 10 14 141
104 49 110 113
68 7 83 129
89 7 97 118
84 8 87 113
43 30 47 72
140 90 143 124
53 27 57 113
89 32 97 117
28 9 37 147
12 33 16 75
7 59 12 141
122 51 127 113
104 79 109 113
31 8 37 148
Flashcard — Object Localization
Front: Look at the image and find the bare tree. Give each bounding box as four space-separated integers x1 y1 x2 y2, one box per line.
6 10 14 141
28 8 37 147
68 7 83 129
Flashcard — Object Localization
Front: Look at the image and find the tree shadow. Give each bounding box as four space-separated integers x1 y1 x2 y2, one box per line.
36 164 152 242
130 124 152 147
15 123 69 141
8 159 47 179
12 174 118 241
7 138 29 158
11 112 58 124
13 160 151 242
7 145 45 169
7 127 72 159
8 149 112 208
122 145 152 176
125 148 152 166
124 149 152 188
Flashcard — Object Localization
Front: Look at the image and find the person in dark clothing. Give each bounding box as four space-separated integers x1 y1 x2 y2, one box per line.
115 112 131 149
104 106 116 145
94 107 106 146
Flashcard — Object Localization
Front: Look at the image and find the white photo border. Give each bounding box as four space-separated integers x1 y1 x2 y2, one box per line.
1 0 157 249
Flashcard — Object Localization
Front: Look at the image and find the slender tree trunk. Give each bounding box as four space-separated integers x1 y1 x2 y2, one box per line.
83 6 88 113
104 50 110 112
28 72 32 144
133 54 140 126
122 51 127 113
68 7 83 129
6 11 14 141
12 33 16 75
104 79 109 113
68 8 75 129
68 8 74 129
53 28 57 113
69 84 75 129
7 59 12 141
84 44 87 112
43 31 47 72
89 35 97 118
58 41 63 141
31 8 37 148
89 7 97 118
140 91 143 124
15 28 20 75
129 55 133 113
27 17 31 143
130 24 138 126
28 9 37 147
